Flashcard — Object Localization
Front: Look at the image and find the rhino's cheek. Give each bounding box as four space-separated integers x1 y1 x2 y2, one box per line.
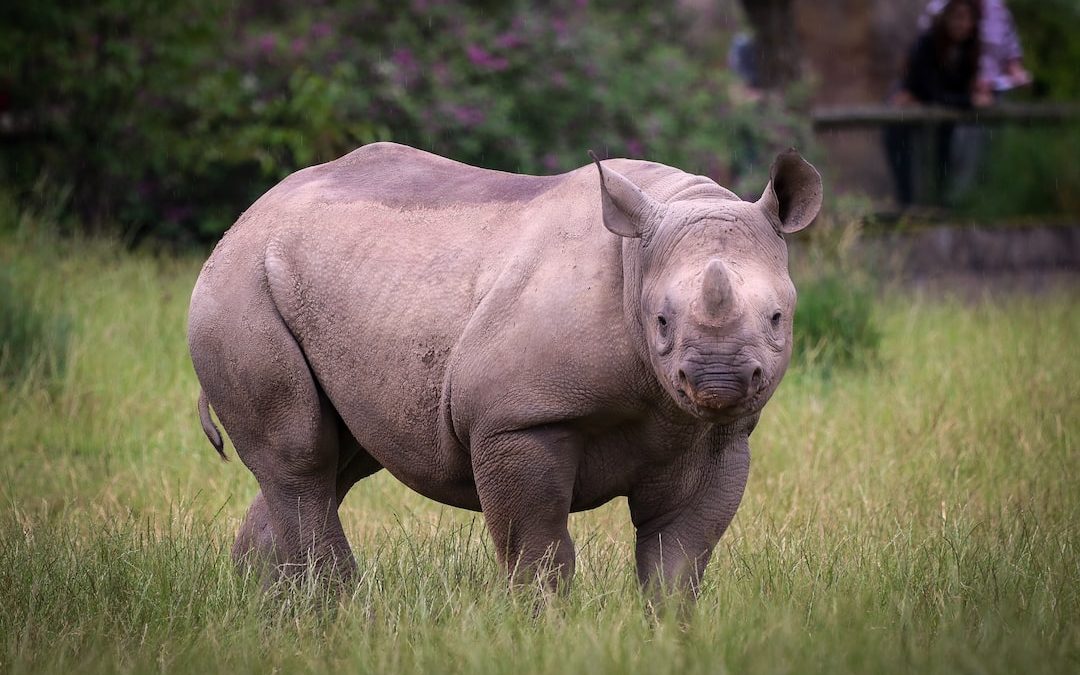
644 342 694 411
753 349 792 406
648 351 682 403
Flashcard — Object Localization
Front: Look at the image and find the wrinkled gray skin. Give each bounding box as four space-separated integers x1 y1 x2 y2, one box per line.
188 142 822 598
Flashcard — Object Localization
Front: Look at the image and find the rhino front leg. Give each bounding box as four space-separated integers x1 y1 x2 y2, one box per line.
472 427 580 591
629 432 751 601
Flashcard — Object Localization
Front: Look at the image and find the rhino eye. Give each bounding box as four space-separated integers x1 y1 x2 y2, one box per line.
655 314 673 355
770 311 782 328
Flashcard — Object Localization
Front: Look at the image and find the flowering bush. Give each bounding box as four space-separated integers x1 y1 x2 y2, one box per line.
1 1 808 241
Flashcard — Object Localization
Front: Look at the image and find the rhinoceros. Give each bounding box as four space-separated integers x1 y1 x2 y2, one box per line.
188 142 822 597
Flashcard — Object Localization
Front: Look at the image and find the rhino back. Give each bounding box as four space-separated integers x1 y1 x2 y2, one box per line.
263 142 565 211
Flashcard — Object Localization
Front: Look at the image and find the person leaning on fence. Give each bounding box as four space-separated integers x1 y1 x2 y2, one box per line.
884 0 985 208
919 0 1031 96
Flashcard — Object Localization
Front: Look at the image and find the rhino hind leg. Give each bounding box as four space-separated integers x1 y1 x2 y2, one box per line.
191 297 357 585
232 423 382 579
232 491 278 574
334 433 384 503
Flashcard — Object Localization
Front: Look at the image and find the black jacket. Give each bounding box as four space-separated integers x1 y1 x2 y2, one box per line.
901 33 978 108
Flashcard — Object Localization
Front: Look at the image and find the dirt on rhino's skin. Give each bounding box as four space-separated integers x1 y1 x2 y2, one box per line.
188 141 822 599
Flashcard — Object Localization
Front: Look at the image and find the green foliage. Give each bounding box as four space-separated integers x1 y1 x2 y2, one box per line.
0 268 70 385
791 203 881 371
2 229 1078 673
793 270 881 370
1009 0 1080 101
957 124 1080 220
0 1 805 242
2 0 225 239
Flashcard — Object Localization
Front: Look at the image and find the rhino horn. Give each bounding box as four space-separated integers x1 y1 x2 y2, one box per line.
588 150 666 239
701 258 733 317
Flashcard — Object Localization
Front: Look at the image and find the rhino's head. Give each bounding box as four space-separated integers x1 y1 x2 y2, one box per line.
592 150 822 424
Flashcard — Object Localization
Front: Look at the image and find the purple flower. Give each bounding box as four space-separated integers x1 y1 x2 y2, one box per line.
291 38 307 55
551 18 569 40
429 62 447 85
449 104 486 128
466 44 509 71
393 48 418 70
256 33 277 54
494 31 523 50
311 22 332 40
465 44 486 63
392 48 420 85
542 153 561 172
626 138 644 157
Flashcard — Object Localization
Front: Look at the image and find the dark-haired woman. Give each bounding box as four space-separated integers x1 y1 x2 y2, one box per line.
885 0 990 208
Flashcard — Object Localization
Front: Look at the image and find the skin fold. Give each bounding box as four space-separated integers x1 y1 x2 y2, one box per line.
187 142 822 599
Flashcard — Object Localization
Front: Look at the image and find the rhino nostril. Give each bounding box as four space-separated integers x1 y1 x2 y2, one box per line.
676 369 696 400
747 364 763 396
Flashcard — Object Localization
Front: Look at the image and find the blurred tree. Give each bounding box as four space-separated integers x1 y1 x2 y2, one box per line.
0 0 807 243
1008 0 1080 100
738 0 801 89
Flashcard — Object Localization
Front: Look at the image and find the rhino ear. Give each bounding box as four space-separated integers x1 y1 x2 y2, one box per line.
588 150 665 239
757 149 823 234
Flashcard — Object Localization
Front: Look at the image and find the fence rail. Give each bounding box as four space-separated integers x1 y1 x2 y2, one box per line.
812 102 1080 130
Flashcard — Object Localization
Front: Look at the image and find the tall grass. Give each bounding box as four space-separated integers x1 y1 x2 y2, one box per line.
0 266 70 385
1 225 1077 674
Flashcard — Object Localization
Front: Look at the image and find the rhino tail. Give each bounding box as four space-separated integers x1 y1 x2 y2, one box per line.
198 389 227 461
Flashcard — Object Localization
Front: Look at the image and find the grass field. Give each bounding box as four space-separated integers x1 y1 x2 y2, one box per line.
1 226 1078 674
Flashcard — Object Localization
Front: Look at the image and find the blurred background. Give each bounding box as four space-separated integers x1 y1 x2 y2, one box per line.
1 4 1078 671
2 0 1077 243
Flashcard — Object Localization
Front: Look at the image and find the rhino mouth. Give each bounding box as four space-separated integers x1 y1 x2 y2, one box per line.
673 376 767 423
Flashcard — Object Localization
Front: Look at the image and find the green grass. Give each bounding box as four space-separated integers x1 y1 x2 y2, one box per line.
1 226 1077 674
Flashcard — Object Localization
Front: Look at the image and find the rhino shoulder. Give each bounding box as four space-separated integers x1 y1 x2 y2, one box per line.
333 141 448 168
603 159 740 205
